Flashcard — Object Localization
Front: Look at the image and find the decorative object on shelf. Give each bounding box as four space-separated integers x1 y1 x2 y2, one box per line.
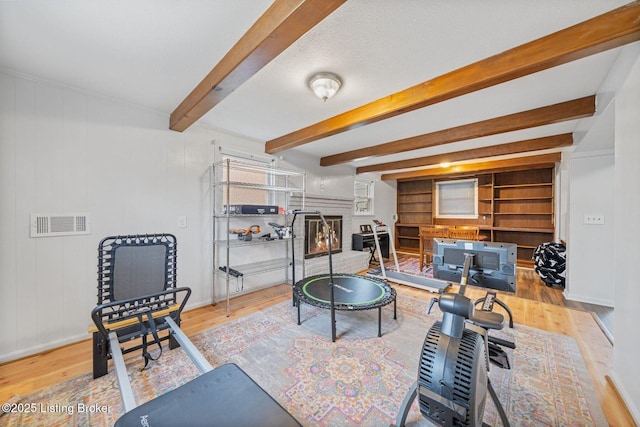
267 222 292 240
230 225 261 241
224 204 278 215
308 72 341 101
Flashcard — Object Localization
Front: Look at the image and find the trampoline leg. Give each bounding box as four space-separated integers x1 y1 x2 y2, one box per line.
394 295 397 320
331 306 336 342
92 331 108 379
297 300 301 326
378 307 382 337
395 380 417 427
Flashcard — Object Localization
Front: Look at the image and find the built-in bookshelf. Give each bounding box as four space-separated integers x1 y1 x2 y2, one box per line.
395 167 554 267
395 178 432 252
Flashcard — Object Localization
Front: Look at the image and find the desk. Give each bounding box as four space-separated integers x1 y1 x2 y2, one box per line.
352 232 389 263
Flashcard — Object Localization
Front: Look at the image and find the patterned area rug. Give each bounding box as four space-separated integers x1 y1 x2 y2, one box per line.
369 256 433 278
1 295 606 426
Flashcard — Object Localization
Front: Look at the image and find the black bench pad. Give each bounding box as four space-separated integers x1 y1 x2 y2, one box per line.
115 363 301 427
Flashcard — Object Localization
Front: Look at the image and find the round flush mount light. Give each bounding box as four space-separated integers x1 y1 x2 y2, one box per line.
309 72 342 101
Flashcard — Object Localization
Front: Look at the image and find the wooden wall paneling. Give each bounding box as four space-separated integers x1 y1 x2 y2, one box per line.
34 82 67 345
60 90 91 338
13 78 39 354
1 72 225 362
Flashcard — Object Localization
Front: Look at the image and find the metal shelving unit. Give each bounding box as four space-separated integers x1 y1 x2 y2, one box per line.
211 158 305 315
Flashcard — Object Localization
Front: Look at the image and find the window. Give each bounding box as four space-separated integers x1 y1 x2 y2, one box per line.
435 178 478 219
354 179 374 215
221 154 273 206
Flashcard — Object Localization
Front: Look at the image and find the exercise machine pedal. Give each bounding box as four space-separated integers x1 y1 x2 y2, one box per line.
488 342 511 369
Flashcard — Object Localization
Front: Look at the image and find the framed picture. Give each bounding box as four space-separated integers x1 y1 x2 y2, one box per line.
360 224 372 233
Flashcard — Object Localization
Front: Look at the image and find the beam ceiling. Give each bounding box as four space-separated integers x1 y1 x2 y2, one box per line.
356 134 573 174
264 2 640 155
381 153 562 181
323 96 593 167
169 0 346 132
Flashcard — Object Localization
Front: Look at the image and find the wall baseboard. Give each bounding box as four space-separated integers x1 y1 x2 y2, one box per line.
562 291 614 308
0 333 88 364
607 372 640 426
0 298 213 364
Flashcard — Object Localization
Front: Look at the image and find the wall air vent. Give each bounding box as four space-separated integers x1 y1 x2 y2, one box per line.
30 213 90 237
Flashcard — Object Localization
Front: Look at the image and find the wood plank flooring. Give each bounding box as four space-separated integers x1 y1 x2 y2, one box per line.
0 266 635 426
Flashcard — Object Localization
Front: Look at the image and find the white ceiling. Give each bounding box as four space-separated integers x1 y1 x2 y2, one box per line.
0 0 633 174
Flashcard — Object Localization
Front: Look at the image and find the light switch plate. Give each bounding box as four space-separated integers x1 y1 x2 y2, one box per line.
177 216 187 228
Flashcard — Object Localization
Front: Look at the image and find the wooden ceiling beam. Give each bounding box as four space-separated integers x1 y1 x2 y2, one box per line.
169 0 346 132
265 1 640 154
324 96 593 167
356 134 573 174
381 153 562 181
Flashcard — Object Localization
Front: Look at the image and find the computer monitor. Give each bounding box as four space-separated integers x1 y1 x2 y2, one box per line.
432 238 517 293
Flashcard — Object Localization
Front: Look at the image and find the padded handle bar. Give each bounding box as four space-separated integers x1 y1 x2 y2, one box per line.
91 287 191 339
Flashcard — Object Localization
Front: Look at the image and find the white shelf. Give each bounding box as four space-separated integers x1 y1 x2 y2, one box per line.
216 257 296 277
212 237 296 248
212 158 305 315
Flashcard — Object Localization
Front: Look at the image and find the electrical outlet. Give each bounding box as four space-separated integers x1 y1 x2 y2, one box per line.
177 216 187 228
583 214 605 225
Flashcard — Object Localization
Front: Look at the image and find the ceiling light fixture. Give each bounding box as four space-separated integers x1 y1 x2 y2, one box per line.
309 72 341 101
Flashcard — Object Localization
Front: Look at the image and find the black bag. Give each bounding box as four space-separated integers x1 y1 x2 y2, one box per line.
533 242 566 288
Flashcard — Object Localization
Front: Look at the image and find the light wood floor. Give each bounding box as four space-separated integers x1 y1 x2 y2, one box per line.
0 268 635 426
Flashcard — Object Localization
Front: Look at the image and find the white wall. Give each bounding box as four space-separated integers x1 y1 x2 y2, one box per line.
0 71 219 361
564 101 615 306
612 45 640 423
268 149 396 234
0 71 377 362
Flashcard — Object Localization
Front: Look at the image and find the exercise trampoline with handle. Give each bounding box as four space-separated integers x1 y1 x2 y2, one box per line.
289 210 397 342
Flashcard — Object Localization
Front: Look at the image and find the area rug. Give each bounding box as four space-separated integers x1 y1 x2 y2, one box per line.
369 256 432 277
1 295 606 426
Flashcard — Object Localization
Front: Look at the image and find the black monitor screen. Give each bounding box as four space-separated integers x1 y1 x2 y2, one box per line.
442 247 500 271
433 238 517 293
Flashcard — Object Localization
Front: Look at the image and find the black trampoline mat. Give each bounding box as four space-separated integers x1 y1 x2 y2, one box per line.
298 274 390 307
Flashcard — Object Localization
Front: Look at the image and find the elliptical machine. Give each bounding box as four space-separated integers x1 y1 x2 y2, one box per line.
396 253 512 427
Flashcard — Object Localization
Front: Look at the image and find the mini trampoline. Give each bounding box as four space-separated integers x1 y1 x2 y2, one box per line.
293 273 396 341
